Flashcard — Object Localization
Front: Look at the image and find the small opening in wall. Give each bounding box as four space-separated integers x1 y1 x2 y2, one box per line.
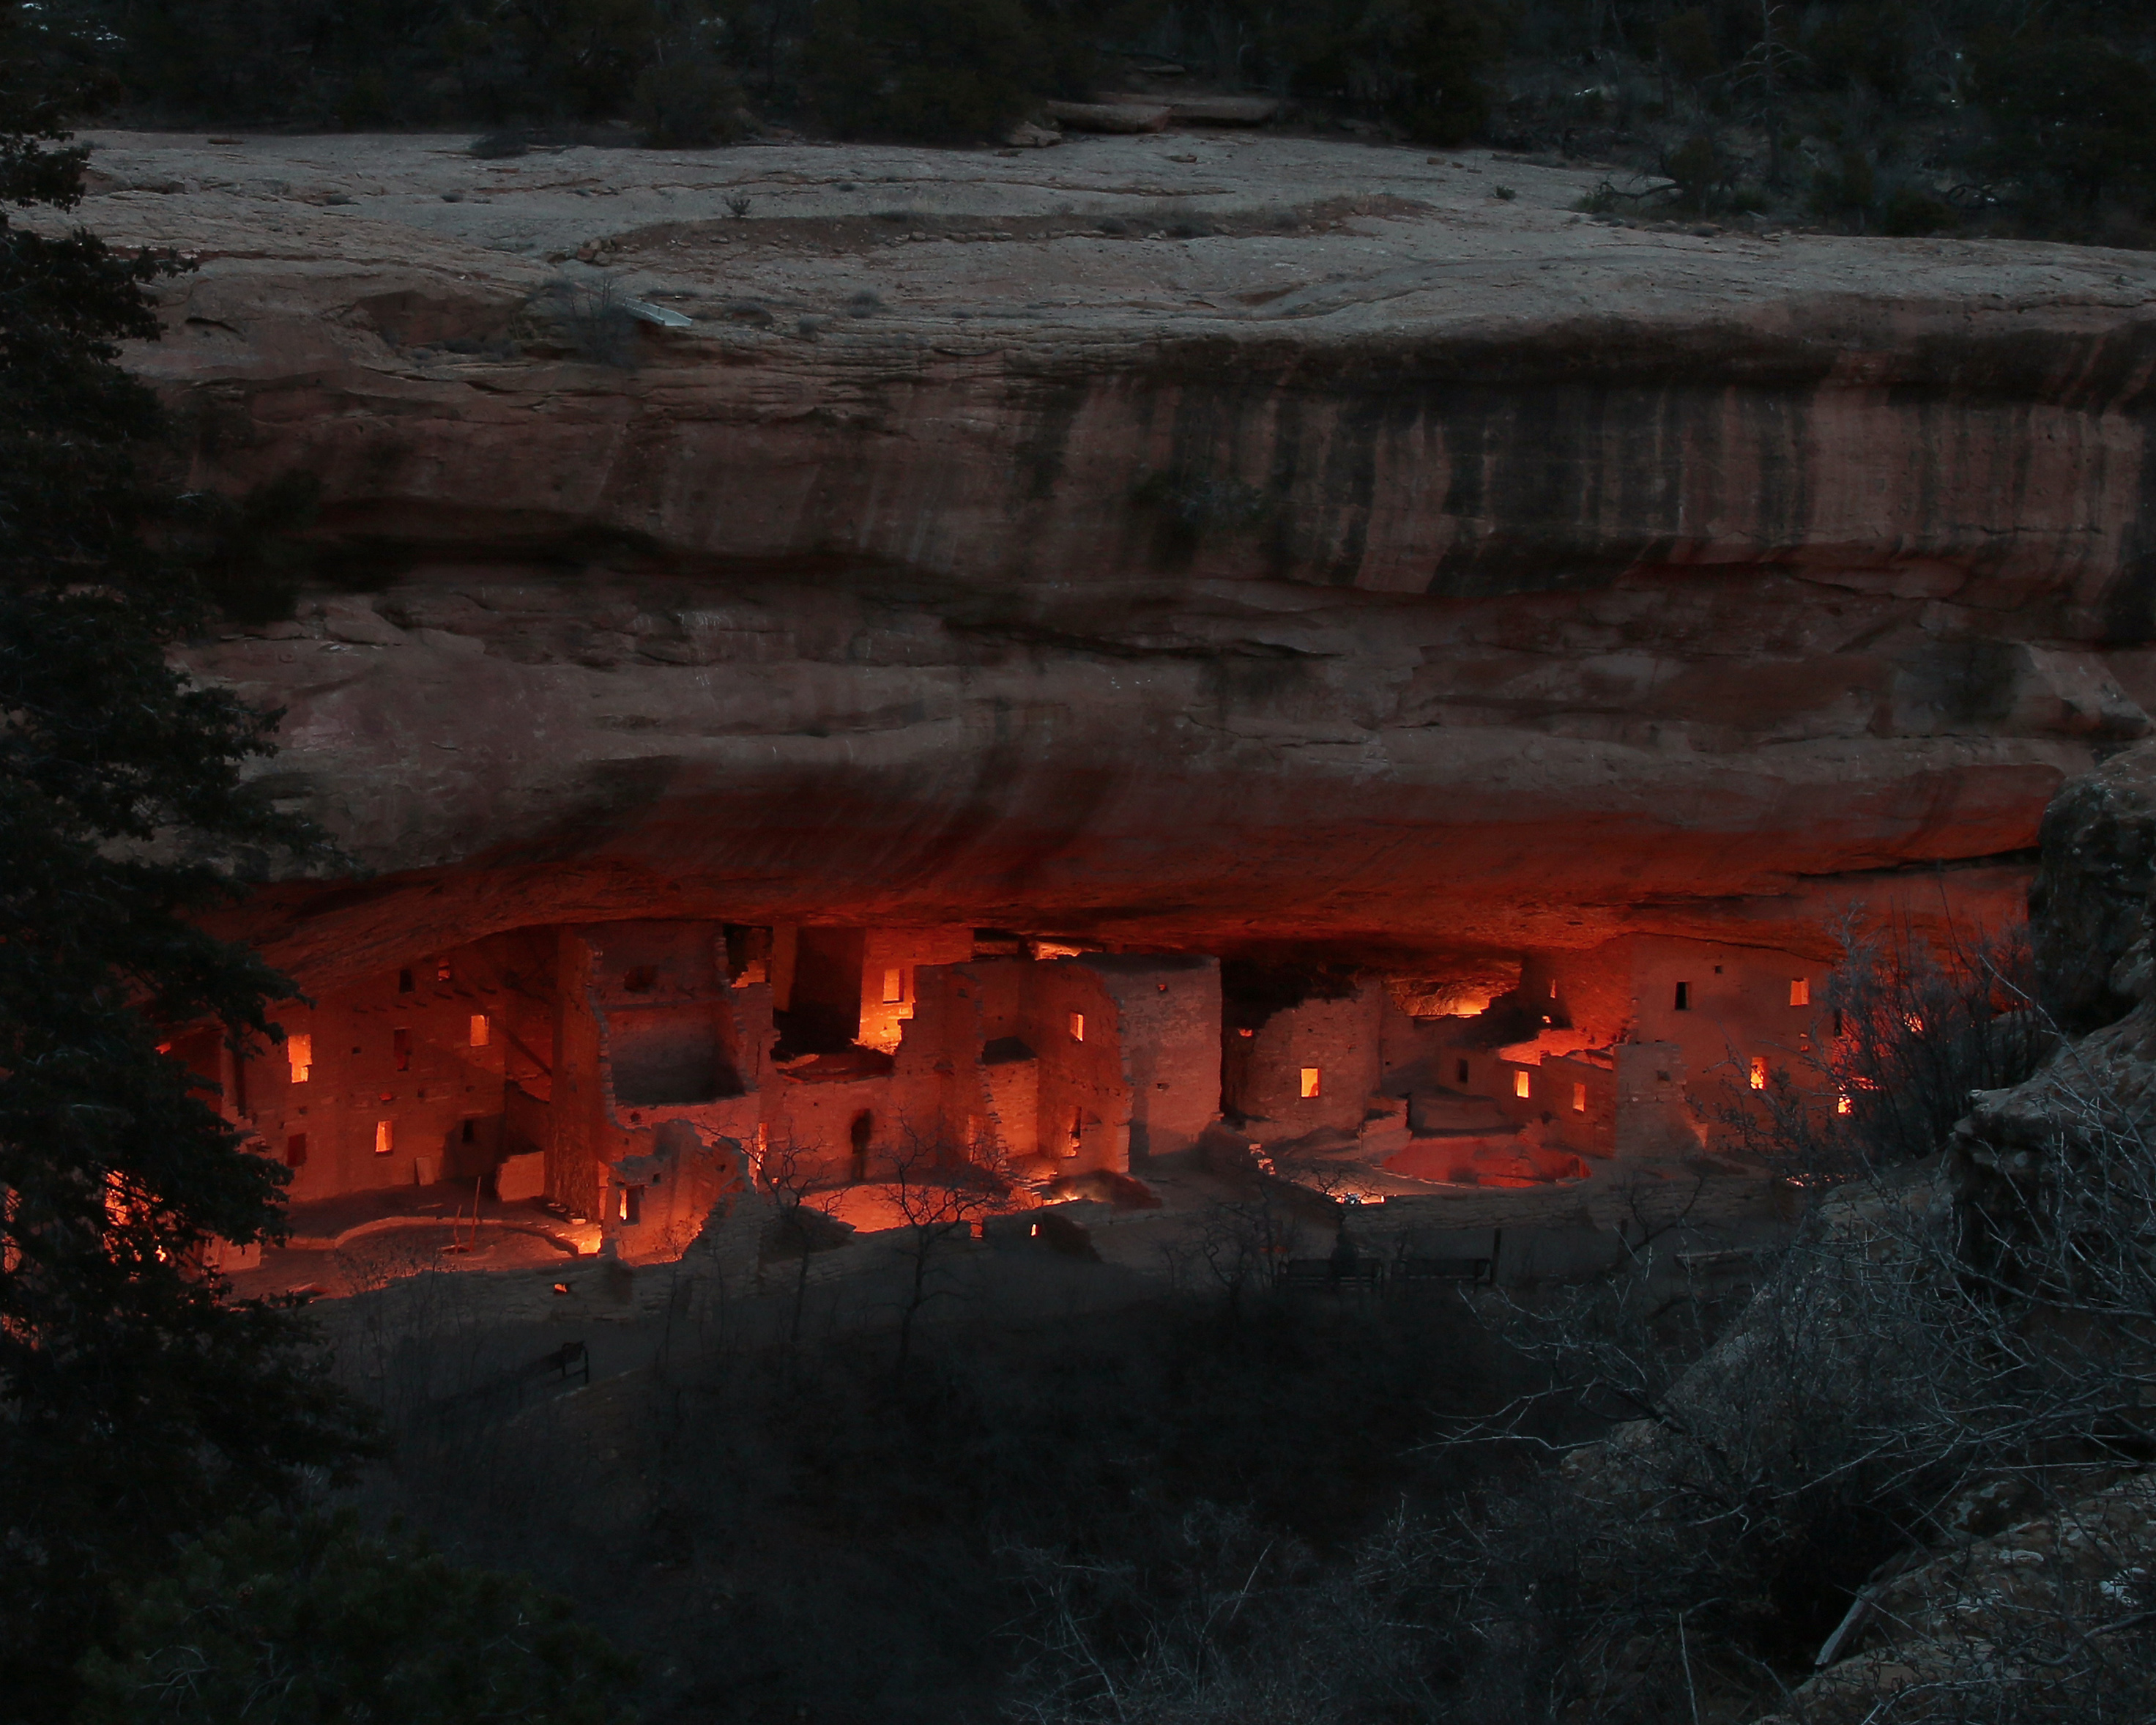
373 1119 394 1155
393 1028 411 1072
1238 1027 1254 1038
284 1132 307 1168
1572 1082 1587 1113
286 1034 311 1085
469 1013 490 1047
1299 1066 1321 1099
460 1117 476 1144
1673 981 1690 1011
1513 1069 1531 1099
882 967 904 1004
1549 978 1558 998
623 965 657 993
1068 1012 1085 1042
1750 1056 1768 1091
1456 1058 1470 1086
436 960 452 983
1714 964 1723 975
617 1184 642 1224
1833 1009 1845 1037
1789 977 1810 1007
397 968 414 994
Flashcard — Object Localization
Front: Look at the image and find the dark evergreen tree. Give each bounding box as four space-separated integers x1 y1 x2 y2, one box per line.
0 10 372 1718
76 1513 635 1724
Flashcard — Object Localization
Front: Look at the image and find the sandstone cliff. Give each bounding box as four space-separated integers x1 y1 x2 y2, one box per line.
56 130 2156 986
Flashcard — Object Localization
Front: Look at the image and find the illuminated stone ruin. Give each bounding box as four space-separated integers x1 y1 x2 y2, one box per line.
185 917 1851 1264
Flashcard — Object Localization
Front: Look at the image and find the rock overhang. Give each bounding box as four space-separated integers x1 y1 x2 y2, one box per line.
53 129 2156 987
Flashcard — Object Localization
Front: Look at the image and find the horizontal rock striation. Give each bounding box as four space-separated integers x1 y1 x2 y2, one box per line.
65 131 2156 984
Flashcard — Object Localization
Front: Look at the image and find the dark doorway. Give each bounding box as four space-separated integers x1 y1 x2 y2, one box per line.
776 927 868 1056
849 1110 874 1184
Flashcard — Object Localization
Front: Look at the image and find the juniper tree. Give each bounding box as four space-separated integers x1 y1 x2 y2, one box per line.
0 11 370 1717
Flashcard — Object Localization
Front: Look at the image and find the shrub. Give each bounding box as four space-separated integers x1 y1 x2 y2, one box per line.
1974 31 2156 212
631 33 746 145
1663 131 1725 209
76 1513 634 1724
1882 182 1954 236
803 0 1047 142
1348 0 1500 146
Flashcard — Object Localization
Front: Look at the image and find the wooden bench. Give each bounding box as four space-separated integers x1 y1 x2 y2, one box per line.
1281 1258 1384 1293
538 1339 590 1385
1394 1256 1493 1287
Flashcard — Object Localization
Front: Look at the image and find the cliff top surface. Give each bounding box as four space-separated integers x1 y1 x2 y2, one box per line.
73 127 2156 351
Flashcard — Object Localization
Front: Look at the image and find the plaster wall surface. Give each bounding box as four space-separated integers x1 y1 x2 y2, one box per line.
1073 954 1222 1164
251 953 510 1199
1227 982 1385 1142
858 926 975 1053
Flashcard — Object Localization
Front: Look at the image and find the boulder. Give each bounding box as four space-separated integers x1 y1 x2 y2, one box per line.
2027 740 2156 1034
1045 100 1171 133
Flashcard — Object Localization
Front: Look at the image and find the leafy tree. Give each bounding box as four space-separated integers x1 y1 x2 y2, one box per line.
631 1 747 146
1974 30 2156 212
803 0 1048 142
75 1513 636 1724
0 10 372 1717
1348 0 1501 146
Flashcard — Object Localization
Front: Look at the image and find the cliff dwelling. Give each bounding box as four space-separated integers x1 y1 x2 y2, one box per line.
67 126 2138 1281
188 913 1930 1265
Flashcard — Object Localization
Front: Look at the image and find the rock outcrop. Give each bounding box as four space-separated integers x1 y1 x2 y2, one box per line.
50 130 2156 986
2028 738 2156 1031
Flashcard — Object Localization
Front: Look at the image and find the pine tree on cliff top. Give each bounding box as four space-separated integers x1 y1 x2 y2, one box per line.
0 10 371 1717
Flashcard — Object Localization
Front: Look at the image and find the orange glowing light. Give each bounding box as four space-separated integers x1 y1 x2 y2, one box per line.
1513 1069 1531 1099
1572 1082 1587 1113
1749 1057 1767 1091
1788 978 1810 1007
286 1033 312 1084
373 1119 394 1155
1068 1012 1085 1042
469 1013 490 1047
1836 1094 1852 1115
1299 1066 1321 1099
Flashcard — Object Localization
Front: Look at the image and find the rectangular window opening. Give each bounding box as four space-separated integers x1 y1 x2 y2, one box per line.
882 967 905 1004
1455 1057 1470 1086
1299 1066 1321 1099
469 1013 490 1047
286 1032 312 1085
397 968 414 994
1673 981 1690 1011
373 1119 395 1156
1572 1082 1587 1113
1749 1056 1768 1091
622 965 656 993
1068 1012 1085 1043
393 1027 412 1072
617 1184 642 1224
1789 977 1810 1007
284 1132 308 1168
460 1117 477 1144
1513 1069 1531 1099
